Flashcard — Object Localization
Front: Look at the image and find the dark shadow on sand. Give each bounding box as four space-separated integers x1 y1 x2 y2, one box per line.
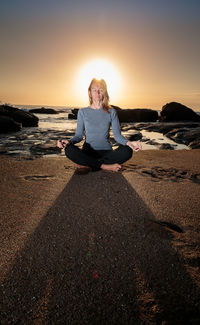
0 171 200 324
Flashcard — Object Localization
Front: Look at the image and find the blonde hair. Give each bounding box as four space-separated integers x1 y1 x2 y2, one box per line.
88 78 112 113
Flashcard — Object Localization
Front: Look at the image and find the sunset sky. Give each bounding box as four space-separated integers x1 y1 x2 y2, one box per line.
0 0 200 110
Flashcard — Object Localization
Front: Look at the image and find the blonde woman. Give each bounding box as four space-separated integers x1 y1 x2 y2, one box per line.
57 78 141 173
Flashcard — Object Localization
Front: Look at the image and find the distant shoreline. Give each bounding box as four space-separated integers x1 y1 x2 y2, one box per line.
13 104 200 114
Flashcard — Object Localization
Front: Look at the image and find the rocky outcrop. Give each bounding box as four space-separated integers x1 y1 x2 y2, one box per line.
158 143 174 150
128 132 143 141
112 105 159 122
0 116 21 133
68 106 158 123
132 122 200 134
110 105 122 111
164 127 200 147
122 121 200 149
68 114 77 119
160 102 200 122
0 105 39 128
29 107 58 114
189 139 200 149
116 108 158 123
30 143 61 155
68 108 79 119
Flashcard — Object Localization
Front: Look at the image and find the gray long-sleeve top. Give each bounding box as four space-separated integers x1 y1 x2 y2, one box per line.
69 107 128 150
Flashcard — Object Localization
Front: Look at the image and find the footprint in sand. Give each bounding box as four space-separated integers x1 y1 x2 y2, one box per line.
23 175 54 181
123 165 200 184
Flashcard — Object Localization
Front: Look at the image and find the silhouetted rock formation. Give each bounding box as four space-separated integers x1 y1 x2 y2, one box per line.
116 108 158 122
160 102 200 122
68 109 79 119
110 105 122 111
71 108 79 115
68 106 158 122
29 107 58 114
0 105 39 130
111 105 159 122
0 116 21 133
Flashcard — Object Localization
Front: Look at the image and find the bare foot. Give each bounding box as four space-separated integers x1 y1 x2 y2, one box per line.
76 164 90 169
101 163 122 172
75 164 91 175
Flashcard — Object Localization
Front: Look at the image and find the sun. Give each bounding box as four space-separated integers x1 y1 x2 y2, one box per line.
75 58 123 105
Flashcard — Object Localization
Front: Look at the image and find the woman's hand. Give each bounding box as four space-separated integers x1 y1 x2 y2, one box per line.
126 140 142 152
57 139 69 149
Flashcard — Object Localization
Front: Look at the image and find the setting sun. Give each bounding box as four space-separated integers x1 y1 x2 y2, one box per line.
75 58 123 105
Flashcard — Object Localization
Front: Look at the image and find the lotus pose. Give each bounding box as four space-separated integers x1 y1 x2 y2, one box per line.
57 78 142 173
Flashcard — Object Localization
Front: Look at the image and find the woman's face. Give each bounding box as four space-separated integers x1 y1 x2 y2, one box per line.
90 82 105 102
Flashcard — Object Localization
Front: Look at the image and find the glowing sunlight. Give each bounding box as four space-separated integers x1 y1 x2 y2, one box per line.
75 58 123 105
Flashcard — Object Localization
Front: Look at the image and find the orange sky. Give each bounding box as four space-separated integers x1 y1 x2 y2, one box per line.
0 1 200 110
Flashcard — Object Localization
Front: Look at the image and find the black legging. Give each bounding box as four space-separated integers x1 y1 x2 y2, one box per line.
65 142 133 171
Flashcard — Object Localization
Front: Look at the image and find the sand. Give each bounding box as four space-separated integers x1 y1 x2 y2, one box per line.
0 150 200 324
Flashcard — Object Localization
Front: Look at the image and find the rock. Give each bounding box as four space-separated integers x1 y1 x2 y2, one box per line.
160 102 200 122
0 115 22 133
68 113 77 119
189 139 200 149
146 140 159 146
116 108 158 123
164 127 200 148
165 128 191 142
140 137 150 142
30 143 61 155
128 121 200 136
181 128 200 145
0 104 39 127
68 108 79 119
128 132 143 141
0 149 8 154
111 105 122 111
29 107 58 114
67 106 158 122
160 123 200 134
159 143 174 150
71 108 79 115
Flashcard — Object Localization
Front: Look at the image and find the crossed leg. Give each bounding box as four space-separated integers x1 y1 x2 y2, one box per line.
65 143 133 172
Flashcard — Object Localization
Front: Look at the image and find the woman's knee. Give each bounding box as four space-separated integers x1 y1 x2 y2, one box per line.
64 143 75 158
121 145 133 160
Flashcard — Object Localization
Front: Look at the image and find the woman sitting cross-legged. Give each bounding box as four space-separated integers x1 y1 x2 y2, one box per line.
57 78 142 173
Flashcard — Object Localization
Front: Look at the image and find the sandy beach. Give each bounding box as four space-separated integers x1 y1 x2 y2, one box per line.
0 150 200 324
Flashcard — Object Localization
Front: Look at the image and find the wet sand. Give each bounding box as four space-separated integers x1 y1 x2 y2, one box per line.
0 150 200 324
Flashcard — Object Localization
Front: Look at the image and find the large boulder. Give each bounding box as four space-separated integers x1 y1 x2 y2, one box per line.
68 108 79 119
0 115 22 133
29 107 58 114
116 108 158 123
160 102 200 122
0 105 39 127
110 105 122 111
